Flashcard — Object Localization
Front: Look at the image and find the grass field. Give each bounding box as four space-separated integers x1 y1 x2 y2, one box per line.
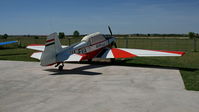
0 36 199 91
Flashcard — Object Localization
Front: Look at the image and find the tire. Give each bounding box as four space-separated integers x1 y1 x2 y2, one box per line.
58 65 64 71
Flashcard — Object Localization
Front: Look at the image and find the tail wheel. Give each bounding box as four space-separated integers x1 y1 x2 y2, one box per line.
58 66 63 71
58 63 64 71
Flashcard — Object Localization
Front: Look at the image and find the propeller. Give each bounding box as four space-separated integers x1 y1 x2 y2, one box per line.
108 25 113 36
108 25 117 48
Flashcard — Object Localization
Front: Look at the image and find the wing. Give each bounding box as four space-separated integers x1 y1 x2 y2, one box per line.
0 41 17 46
98 48 185 58
27 44 68 51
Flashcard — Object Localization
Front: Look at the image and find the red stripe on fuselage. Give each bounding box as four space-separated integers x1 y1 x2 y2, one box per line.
111 48 137 58
79 48 103 61
91 40 107 46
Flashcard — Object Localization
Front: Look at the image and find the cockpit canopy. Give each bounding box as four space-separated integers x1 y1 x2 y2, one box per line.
81 32 106 45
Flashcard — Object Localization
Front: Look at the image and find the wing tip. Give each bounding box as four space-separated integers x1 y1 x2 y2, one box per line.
151 50 185 56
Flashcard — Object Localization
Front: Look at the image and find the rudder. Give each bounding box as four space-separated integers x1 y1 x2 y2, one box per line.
40 33 63 66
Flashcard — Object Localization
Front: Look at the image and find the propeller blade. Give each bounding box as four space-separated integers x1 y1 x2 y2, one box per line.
108 26 113 36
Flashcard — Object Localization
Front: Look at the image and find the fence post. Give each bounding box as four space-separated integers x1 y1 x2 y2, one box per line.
18 40 21 47
68 37 71 46
125 36 129 48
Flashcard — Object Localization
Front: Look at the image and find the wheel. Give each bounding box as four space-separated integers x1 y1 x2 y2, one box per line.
58 65 64 71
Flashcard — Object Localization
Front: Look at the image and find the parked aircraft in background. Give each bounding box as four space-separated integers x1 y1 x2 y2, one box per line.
27 27 185 71
0 41 18 46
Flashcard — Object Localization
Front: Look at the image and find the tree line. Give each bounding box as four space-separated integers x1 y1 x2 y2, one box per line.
1 31 199 39
58 30 80 39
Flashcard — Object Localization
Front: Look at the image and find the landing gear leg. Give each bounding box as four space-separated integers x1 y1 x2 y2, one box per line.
58 63 64 71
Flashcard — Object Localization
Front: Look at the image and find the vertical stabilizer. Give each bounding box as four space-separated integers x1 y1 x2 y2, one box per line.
40 33 63 66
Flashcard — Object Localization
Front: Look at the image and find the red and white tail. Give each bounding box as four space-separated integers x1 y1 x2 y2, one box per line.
40 33 63 66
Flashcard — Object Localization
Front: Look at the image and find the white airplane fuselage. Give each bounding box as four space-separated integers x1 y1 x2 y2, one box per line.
69 38 115 54
60 32 116 59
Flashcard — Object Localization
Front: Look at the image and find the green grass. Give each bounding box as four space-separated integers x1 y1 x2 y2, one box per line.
0 37 199 91
116 38 198 51
0 48 37 61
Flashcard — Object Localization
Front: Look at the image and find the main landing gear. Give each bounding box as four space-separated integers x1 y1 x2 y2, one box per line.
55 62 64 71
58 64 64 71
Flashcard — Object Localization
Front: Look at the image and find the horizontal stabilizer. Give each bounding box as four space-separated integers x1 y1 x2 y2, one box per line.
27 44 45 51
56 51 83 62
65 54 83 62
31 52 42 60
31 52 83 62
27 44 68 51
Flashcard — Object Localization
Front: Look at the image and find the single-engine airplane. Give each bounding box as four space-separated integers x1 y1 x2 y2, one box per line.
0 41 18 46
27 27 185 71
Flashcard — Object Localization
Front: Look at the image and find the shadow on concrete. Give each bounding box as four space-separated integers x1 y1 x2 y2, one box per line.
45 64 108 75
45 59 198 75
74 59 198 72
116 59 198 72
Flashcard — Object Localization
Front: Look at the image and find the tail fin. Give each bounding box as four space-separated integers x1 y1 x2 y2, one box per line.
40 33 63 66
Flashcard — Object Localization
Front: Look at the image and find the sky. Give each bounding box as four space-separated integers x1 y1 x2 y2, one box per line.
0 0 199 35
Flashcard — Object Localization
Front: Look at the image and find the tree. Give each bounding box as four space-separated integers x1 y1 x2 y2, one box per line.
136 33 139 37
188 32 195 39
34 36 39 39
188 32 197 52
59 32 65 39
196 33 199 38
73 30 80 37
2 34 8 39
